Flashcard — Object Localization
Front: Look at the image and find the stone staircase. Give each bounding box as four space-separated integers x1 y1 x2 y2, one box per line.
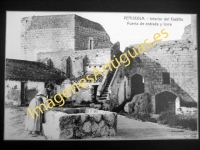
70 70 116 110
97 71 115 103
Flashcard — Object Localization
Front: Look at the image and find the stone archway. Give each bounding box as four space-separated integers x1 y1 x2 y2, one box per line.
130 74 144 100
155 91 177 114
66 57 71 78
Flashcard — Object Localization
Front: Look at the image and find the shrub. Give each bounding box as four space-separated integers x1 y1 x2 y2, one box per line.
158 110 175 124
176 114 197 131
132 112 151 121
148 117 157 123
158 109 197 131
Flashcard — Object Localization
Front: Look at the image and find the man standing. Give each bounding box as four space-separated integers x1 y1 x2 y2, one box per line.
25 83 54 137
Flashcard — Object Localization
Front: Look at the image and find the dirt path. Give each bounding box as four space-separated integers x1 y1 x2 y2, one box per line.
114 115 198 140
4 106 44 140
4 106 198 140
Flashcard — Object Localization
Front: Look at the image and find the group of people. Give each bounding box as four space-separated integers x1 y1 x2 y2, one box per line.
25 83 54 137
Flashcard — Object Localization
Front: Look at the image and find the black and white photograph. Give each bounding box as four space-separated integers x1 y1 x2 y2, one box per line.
4 11 198 140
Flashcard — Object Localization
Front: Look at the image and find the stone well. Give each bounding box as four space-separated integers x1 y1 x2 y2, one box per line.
42 107 117 139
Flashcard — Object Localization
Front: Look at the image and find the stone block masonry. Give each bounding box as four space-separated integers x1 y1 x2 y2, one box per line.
21 14 112 61
42 108 117 139
37 48 112 78
143 38 197 103
21 15 75 61
74 15 112 50
116 22 198 114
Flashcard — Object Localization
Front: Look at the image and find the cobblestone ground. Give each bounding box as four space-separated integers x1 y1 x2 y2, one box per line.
4 105 198 140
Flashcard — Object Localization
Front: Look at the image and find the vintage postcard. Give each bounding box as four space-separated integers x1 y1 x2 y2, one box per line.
5 11 198 140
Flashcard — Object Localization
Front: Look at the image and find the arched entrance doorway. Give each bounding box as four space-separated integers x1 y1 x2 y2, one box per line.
130 74 144 100
155 91 177 114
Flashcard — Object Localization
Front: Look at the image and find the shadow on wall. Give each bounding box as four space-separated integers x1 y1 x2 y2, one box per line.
25 87 38 104
124 47 197 108
170 78 197 107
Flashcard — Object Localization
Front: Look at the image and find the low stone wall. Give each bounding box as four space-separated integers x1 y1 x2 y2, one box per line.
176 107 197 115
42 108 117 139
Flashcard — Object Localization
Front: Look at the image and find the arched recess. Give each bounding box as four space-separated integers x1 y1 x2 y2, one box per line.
88 37 94 49
47 59 53 69
66 57 71 78
155 91 177 114
130 74 144 100
83 55 88 74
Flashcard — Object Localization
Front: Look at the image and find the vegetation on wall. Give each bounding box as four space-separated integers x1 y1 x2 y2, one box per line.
158 109 197 131
7 89 20 101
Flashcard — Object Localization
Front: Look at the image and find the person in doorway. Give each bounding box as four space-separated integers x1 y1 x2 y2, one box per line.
25 82 54 137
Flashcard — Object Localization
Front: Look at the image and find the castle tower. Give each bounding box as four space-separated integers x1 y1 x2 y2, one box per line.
20 14 112 61
191 14 197 46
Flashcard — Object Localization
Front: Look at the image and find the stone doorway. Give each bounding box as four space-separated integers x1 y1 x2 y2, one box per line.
155 91 177 114
130 74 144 100
92 85 99 101
21 82 27 105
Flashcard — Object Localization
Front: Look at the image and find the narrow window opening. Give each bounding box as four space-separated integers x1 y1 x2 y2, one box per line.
88 37 94 50
162 72 170 84
90 40 92 49
66 57 71 78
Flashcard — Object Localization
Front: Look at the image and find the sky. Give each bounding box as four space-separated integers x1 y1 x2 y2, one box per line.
6 11 192 60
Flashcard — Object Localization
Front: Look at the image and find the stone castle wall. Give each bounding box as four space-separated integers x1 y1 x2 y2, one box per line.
21 14 112 61
37 48 112 78
125 44 197 106
74 15 112 50
21 15 75 60
181 24 192 40
143 38 197 103
122 23 197 111
191 14 197 46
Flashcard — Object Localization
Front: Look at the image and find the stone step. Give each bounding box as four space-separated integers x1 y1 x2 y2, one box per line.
102 91 108 94
99 97 107 100
101 94 108 97
100 96 107 99
98 100 108 103
102 93 108 96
